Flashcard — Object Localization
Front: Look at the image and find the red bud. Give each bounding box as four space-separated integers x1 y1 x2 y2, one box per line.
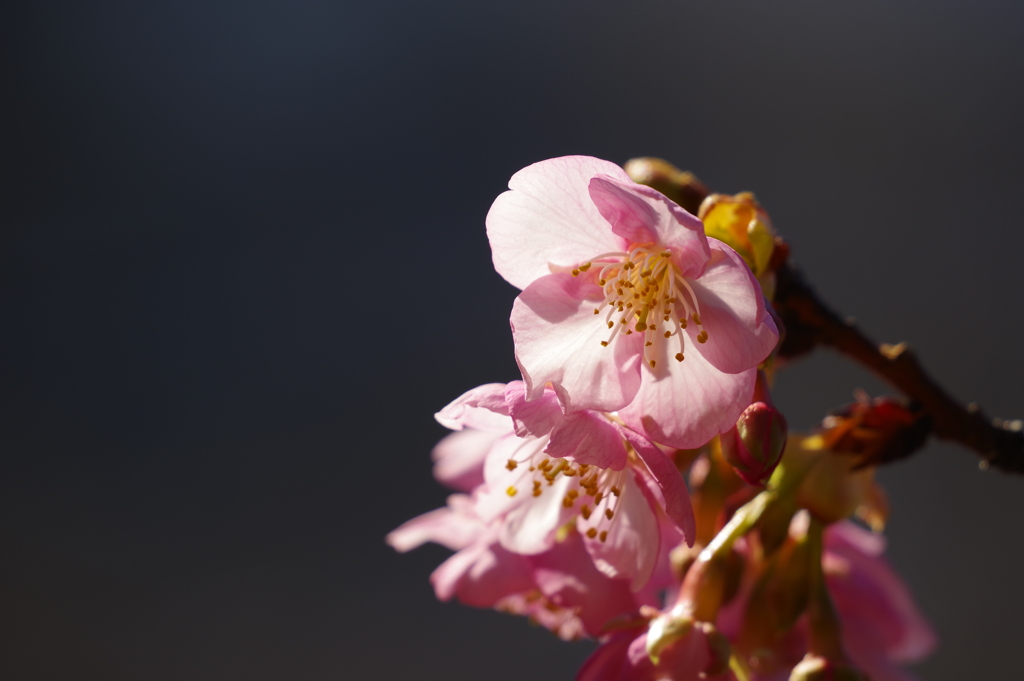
720 402 788 486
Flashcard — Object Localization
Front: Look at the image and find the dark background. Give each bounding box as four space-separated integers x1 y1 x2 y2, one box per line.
2 1 1022 679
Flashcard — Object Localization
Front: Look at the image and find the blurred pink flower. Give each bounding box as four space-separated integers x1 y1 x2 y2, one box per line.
824 521 937 681
486 156 778 448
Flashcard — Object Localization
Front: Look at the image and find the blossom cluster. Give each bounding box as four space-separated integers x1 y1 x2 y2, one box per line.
388 157 935 680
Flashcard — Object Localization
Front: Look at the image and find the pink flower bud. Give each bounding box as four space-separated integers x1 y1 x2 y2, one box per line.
720 402 788 486
789 654 869 681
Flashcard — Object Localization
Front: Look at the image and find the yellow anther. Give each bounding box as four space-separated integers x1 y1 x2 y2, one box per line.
680 319 688 329
567 489 579 498
586 528 598 539
562 496 574 508
571 269 580 276
599 531 608 543
506 486 518 497
692 312 702 325
578 263 591 272
697 330 708 344
645 341 653 347
593 308 600 315
598 278 607 285
506 459 518 471
649 360 656 368
661 251 671 258
675 353 685 362
581 505 592 520
532 488 542 497
600 341 609 347
605 509 614 520
664 331 671 338
635 322 647 332
611 486 621 496
594 491 604 504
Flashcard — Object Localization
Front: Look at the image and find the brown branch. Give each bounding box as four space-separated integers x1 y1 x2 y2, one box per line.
773 261 1024 474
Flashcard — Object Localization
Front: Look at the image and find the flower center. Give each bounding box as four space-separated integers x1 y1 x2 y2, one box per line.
572 244 708 368
504 448 628 544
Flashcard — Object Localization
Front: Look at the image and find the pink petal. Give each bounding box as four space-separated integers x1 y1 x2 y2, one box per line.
576 631 636 681
486 156 632 290
512 272 643 412
507 380 629 469
686 239 779 374
546 410 628 470
385 500 482 553
618 426 696 545
619 344 756 449
579 471 661 591
528 530 642 638
434 383 512 432
589 176 710 278
430 535 535 607
505 380 563 438
431 429 498 491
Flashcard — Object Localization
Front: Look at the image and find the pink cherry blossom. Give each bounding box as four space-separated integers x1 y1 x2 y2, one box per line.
388 382 700 637
486 156 779 448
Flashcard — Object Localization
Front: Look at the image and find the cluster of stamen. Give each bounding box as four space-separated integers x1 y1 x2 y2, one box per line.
572 244 708 367
504 452 626 544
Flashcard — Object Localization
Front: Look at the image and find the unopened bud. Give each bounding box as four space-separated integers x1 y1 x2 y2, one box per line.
698 192 778 279
646 609 694 664
720 402 788 486
624 157 709 215
789 654 869 681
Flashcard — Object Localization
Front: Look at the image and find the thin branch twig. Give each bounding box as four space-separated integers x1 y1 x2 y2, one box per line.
773 261 1024 474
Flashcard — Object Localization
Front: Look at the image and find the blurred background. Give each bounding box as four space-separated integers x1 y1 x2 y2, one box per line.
2 1 1023 679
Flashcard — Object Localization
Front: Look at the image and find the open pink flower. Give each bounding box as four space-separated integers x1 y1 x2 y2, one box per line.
486 156 779 448
445 382 695 590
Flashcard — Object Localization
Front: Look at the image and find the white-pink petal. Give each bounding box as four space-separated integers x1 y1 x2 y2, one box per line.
486 156 632 290
385 495 483 553
431 429 498 492
619 343 756 449
579 471 660 591
686 239 779 374
512 272 642 412
434 382 512 432
501 474 575 555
